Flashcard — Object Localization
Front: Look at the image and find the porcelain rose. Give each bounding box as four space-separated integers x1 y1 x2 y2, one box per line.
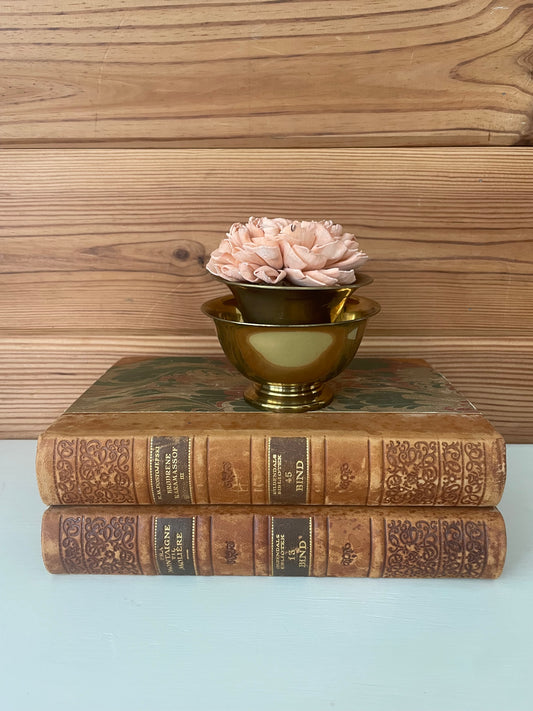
206 216 368 286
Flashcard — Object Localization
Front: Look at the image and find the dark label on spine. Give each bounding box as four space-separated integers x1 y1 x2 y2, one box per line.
154 517 197 575
268 436 309 504
149 436 192 504
271 517 313 576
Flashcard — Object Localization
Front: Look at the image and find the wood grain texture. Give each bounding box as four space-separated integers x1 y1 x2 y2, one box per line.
1 147 532 439
1 332 532 442
1 147 532 335
1 0 532 147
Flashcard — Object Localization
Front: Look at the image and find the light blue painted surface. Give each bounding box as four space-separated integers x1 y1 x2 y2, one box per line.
0 440 531 711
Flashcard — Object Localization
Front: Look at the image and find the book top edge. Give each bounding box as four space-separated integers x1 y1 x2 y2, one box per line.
62 355 478 418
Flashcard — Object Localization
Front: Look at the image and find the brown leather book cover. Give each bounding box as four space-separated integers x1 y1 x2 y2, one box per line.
41 504 506 579
36 356 506 507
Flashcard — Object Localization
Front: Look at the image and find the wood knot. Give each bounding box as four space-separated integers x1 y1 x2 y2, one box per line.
171 239 206 276
174 248 190 261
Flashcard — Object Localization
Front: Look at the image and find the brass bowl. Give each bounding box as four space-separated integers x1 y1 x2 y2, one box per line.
201 294 380 412
211 273 373 325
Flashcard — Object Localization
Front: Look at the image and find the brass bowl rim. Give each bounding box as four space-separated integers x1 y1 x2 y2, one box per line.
209 272 373 292
201 294 381 327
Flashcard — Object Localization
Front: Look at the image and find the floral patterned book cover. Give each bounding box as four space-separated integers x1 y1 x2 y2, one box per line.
67 356 476 415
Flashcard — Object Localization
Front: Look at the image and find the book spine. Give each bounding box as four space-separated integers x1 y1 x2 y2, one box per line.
36 432 506 507
41 505 507 578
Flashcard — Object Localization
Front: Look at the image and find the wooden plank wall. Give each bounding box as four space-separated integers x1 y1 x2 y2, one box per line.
2 0 533 146
1 1 532 441
0 0 533 147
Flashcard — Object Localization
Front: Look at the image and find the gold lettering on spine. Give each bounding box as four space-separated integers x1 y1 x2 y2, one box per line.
149 439 161 503
162 522 173 574
267 439 274 498
296 460 304 491
149 437 192 504
271 517 313 576
271 517 284 573
267 437 309 504
165 451 173 497
153 516 197 575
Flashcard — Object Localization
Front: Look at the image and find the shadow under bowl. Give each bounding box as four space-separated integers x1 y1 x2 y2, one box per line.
201 293 380 412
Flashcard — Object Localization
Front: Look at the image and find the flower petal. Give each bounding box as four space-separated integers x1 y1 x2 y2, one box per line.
260 217 290 238
281 241 309 270
207 217 369 286
280 220 317 248
291 244 328 270
246 217 265 240
253 266 287 284
328 268 356 284
312 222 337 246
313 240 348 264
331 250 368 270
249 243 284 269
236 245 266 266
206 261 244 282
238 263 262 282
321 221 343 238
284 268 336 286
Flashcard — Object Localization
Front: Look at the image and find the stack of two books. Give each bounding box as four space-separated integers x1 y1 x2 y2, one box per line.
37 356 507 578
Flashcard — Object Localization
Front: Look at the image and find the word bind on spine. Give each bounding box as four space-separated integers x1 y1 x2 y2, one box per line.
41 504 507 579
36 356 506 508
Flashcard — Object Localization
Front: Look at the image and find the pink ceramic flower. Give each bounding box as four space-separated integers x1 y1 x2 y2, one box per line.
206 217 368 286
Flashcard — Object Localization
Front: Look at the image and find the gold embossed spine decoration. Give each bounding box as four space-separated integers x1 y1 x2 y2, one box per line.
35 357 507 507
48 513 143 575
211 513 255 576
43 437 138 505
37 421 506 508
324 435 371 506
42 505 506 579
326 512 372 578
206 434 252 504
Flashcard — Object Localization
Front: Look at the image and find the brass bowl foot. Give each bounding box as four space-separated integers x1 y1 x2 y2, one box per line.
243 382 334 412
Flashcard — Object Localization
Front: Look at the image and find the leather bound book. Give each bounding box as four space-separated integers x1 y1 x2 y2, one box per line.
41 504 506 578
36 356 506 507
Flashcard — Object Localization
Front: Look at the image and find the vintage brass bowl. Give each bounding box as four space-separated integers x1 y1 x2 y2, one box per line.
201 294 380 412
212 273 373 325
